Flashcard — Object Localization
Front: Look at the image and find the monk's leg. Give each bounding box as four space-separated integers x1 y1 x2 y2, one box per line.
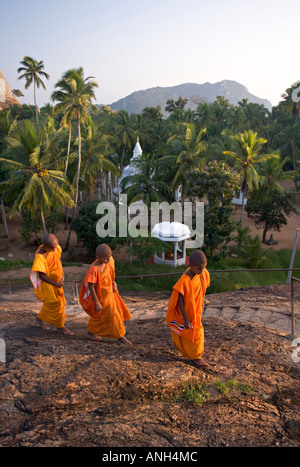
118 335 132 345
56 326 74 336
35 316 50 331
172 326 210 366
88 331 102 341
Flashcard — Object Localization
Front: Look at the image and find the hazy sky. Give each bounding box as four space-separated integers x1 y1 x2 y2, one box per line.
1 0 300 108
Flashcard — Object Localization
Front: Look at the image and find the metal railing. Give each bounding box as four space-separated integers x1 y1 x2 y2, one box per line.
1 267 299 338
291 276 300 338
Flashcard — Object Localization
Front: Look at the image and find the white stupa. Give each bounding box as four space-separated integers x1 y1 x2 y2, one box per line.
113 137 142 199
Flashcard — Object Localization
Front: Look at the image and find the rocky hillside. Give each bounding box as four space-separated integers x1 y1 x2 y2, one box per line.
108 80 272 115
0 285 299 448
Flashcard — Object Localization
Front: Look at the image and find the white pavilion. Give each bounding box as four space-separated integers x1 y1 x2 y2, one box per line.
151 221 190 267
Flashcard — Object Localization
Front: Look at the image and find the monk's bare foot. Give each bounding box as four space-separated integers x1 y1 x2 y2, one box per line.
57 326 74 336
35 317 50 330
88 332 102 341
119 336 132 345
191 358 211 367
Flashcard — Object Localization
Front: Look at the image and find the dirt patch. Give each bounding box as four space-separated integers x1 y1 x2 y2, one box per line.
0 287 299 447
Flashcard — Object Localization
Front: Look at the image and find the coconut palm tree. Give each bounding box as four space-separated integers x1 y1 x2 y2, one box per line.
17 56 50 124
52 68 98 249
255 156 297 196
121 152 169 207
78 117 120 200
224 130 279 223
162 124 207 203
0 120 74 233
52 76 77 174
111 110 136 170
0 110 18 237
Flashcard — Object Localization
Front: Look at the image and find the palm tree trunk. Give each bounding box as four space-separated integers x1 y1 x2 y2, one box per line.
292 137 296 170
40 208 47 234
75 116 81 207
0 197 8 238
65 116 81 251
64 124 72 229
65 123 72 173
240 190 245 224
34 80 38 124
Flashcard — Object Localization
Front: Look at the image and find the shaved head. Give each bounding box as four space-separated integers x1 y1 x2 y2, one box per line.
42 233 59 248
96 243 112 258
189 250 207 266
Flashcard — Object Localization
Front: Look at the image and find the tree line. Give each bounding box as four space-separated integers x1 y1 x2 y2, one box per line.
0 56 299 258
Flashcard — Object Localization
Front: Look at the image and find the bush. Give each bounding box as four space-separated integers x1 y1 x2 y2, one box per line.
130 234 168 265
73 200 127 256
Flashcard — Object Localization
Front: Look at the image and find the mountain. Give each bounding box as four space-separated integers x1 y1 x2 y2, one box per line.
108 80 272 115
0 69 21 110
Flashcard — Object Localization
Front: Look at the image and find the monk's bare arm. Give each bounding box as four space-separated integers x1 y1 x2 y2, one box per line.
178 293 193 329
88 283 102 312
38 272 63 288
60 260 65 282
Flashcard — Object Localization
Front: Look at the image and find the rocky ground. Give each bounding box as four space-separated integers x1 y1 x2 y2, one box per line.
0 285 300 448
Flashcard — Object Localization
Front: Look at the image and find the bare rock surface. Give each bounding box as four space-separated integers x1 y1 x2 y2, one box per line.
0 285 300 447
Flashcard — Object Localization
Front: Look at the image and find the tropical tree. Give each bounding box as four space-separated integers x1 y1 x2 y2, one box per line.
226 106 247 133
255 156 297 196
0 120 74 233
165 96 188 113
52 74 78 174
281 81 300 122
12 89 24 98
187 160 241 258
276 123 300 171
246 190 298 243
240 234 272 269
0 110 18 237
121 152 169 207
224 130 279 223
279 82 300 169
78 117 120 200
52 68 98 249
17 56 50 124
162 124 207 202
111 110 136 170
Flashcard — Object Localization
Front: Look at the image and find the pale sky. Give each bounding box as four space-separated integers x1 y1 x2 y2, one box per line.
1 0 300 108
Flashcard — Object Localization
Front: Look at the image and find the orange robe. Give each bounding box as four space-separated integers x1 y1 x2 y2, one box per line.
30 245 66 328
166 268 210 360
80 257 131 339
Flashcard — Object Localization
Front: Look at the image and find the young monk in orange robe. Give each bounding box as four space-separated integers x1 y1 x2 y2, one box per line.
30 233 73 335
166 250 210 367
79 244 132 344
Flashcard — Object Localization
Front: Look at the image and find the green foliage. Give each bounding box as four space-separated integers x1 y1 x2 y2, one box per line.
19 209 65 244
73 200 127 256
175 381 210 406
130 235 168 265
215 378 254 395
7 104 37 122
165 96 188 113
0 259 32 271
0 120 74 221
246 190 298 242
233 224 251 248
239 234 273 269
187 160 241 258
